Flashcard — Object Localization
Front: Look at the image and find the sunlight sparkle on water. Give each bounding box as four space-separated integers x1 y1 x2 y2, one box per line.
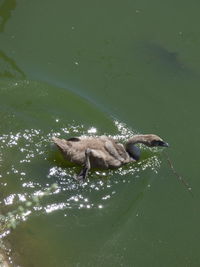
4 194 15 205
48 167 70 179
18 194 26 202
20 210 32 221
0 121 164 233
45 203 67 213
88 127 97 134
102 195 111 200
22 182 36 188
61 128 69 134
113 120 138 140
0 230 10 239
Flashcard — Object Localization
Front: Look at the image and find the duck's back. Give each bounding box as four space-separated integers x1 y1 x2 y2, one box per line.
53 136 131 169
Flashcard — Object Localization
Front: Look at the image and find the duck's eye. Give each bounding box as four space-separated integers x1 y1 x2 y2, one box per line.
151 140 160 146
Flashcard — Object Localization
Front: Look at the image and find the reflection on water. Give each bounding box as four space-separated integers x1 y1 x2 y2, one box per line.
0 0 16 32
0 50 25 78
139 41 199 80
0 0 25 79
0 120 162 239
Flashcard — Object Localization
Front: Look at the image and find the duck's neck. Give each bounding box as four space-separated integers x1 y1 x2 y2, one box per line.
125 135 149 161
126 135 149 146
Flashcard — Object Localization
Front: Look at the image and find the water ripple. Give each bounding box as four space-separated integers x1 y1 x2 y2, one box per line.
0 120 162 235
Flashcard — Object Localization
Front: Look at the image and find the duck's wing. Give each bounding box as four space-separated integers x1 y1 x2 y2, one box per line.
104 139 129 163
114 143 130 161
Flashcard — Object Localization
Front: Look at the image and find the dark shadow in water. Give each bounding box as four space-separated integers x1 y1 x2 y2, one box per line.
0 0 25 79
0 0 16 32
0 50 25 78
140 41 198 78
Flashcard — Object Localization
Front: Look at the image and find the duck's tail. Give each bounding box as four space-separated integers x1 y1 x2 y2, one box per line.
52 137 68 151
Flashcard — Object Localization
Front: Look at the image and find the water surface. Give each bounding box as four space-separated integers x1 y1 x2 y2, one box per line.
0 0 200 266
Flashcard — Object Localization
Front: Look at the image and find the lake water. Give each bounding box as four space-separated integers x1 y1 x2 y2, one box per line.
0 0 200 266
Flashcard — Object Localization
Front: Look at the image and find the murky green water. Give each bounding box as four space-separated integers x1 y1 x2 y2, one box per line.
1 0 200 266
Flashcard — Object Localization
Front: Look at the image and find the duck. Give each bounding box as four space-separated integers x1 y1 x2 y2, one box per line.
52 134 169 181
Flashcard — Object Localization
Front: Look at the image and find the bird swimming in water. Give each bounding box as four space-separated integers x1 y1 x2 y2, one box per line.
52 134 169 181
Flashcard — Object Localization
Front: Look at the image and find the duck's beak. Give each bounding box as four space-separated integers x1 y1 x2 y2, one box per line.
161 141 169 147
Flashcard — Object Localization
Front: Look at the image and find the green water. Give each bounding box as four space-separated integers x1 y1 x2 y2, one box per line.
1 0 200 266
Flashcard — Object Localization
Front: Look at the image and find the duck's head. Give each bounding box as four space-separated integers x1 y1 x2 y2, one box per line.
125 134 169 161
141 134 169 147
